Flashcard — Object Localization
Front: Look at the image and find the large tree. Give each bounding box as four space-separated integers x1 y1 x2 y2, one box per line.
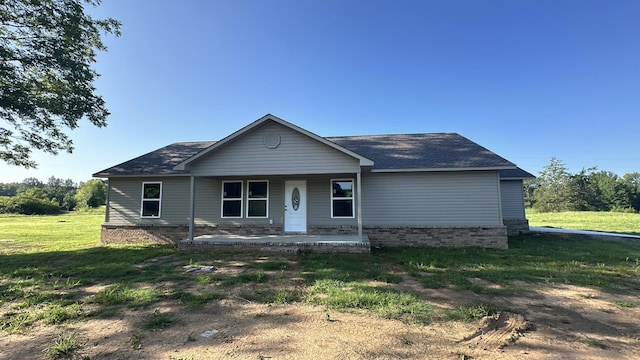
0 0 120 168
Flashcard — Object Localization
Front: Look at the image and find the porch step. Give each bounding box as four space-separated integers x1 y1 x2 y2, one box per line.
178 234 371 254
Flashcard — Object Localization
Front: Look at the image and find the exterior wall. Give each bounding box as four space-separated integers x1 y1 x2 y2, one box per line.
106 175 356 228
107 177 192 225
188 122 361 176
361 171 503 226
500 179 530 235
500 180 526 219
307 175 358 227
104 171 508 248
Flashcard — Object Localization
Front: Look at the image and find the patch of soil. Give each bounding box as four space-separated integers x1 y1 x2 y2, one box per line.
460 312 531 350
2 265 640 359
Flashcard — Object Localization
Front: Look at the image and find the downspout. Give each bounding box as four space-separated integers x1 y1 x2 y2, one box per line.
189 174 195 241
357 169 363 239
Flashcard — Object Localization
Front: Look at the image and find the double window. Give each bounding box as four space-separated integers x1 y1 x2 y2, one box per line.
141 182 162 218
331 179 354 218
221 180 269 218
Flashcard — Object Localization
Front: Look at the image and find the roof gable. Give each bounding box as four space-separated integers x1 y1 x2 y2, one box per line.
174 114 374 171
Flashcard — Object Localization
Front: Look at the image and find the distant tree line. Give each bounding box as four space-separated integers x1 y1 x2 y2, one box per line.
0 177 106 215
525 158 640 213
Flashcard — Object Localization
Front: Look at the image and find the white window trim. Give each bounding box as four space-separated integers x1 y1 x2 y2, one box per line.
140 181 162 218
221 180 243 218
331 178 355 218
247 180 269 218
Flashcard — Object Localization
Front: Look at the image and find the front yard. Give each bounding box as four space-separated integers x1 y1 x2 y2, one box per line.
1 211 639 359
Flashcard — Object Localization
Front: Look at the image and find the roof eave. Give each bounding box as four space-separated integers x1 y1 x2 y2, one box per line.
371 166 516 173
93 173 190 178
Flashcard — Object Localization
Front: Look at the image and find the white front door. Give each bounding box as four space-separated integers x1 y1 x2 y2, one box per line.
284 180 307 232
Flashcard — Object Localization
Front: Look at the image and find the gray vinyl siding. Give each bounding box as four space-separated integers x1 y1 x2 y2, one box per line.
500 179 526 220
188 122 360 176
361 171 502 226
107 175 356 227
107 176 286 226
307 175 358 226
107 172 503 228
193 177 284 226
107 177 192 225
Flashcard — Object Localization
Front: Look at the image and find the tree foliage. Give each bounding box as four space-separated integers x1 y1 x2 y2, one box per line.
527 158 640 213
0 176 79 213
74 179 106 208
0 0 120 168
532 157 574 212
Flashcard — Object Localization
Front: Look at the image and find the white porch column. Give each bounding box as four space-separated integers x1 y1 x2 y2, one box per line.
356 169 363 239
188 175 195 241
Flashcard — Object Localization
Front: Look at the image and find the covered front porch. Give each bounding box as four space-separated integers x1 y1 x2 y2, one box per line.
179 234 371 254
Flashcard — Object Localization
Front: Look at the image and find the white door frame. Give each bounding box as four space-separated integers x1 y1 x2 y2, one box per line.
284 180 307 232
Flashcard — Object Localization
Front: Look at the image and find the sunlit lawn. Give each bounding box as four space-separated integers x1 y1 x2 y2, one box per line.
526 210 640 235
0 207 105 253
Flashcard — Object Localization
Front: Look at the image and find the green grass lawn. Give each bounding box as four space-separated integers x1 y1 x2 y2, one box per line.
527 210 640 235
0 207 105 253
1 210 640 336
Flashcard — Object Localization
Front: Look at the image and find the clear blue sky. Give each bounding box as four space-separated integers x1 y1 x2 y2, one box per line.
1 0 639 184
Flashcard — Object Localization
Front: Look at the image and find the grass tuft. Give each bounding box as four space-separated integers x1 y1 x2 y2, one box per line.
89 283 160 307
143 309 174 330
307 279 433 323
44 332 78 359
445 303 498 322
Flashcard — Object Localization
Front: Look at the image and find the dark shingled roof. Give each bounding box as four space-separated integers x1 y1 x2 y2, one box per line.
94 133 515 177
93 141 215 177
499 167 536 179
327 133 514 170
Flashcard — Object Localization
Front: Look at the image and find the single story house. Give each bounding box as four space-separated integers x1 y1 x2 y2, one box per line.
93 114 533 249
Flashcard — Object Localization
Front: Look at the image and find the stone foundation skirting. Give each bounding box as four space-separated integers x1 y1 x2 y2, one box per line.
101 224 508 249
365 225 508 249
503 219 530 236
100 224 283 244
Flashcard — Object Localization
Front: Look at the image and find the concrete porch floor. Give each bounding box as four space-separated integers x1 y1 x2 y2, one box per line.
178 234 371 253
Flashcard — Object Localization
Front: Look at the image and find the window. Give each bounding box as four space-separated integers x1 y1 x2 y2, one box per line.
141 182 162 218
222 181 243 217
247 180 268 217
331 179 354 218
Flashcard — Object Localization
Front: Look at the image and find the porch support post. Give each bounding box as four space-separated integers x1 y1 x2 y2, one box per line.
188 174 195 241
356 169 363 239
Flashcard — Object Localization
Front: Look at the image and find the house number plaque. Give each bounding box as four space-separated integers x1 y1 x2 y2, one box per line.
292 187 300 211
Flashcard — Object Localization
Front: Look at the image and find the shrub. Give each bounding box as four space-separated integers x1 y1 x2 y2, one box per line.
0 194 61 215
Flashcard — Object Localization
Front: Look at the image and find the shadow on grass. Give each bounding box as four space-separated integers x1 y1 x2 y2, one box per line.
0 245 178 284
381 234 640 294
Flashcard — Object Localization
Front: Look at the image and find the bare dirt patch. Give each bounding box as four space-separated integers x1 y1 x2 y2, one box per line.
2 264 639 359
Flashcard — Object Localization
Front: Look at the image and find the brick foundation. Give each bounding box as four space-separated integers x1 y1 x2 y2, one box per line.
100 224 282 244
503 219 530 236
101 224 508 249
365 225 508 249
